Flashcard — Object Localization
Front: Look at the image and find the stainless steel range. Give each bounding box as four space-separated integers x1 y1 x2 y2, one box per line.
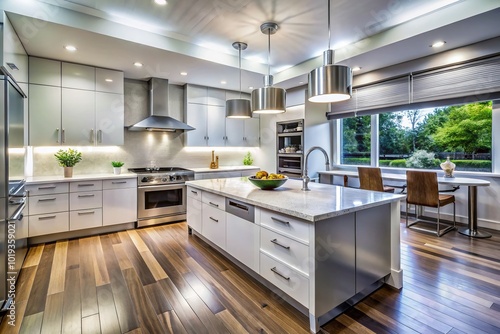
129 167 195 227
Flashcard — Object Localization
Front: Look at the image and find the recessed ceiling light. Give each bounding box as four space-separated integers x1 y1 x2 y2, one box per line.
133 62 143 67
154 0 167 5
180 72 187 76
64 45 77 52
248 86 254 90
352 66 362 72
221 81 227 84
431 41 446 48
299 81 304 84
105 78 113 82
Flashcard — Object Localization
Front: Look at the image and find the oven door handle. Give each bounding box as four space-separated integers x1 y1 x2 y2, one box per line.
9 202 26 222
138 184 184 190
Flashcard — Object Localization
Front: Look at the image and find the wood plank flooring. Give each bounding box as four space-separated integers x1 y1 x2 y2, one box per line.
2 221 500 333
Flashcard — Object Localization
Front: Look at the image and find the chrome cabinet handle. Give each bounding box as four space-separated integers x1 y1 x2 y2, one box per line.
78 211 95 215
271 267 290 281
38 186 56 190
209 202 219 208
112 181 127 184
39 215 56 220
62 129 66 143
90 129 94 143
78 183 95 187
98 130 102 143
38 198 56 202
209 217 218 222
270 238 290 250
56 128 60 143
191 190 198 194
271 217 290 225
78 194 95 198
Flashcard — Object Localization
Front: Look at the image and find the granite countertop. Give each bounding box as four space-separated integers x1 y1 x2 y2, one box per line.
189 165 260 173
186 177 405 222
26 173 137 184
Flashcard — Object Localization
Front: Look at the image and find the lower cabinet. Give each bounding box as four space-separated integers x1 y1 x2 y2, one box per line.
28 212 70 237
187 193 202 232
70 208 102 231
226 212 260 272
102 179 137 226
201 203 226 250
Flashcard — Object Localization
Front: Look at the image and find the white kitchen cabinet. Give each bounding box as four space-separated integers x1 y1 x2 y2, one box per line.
186 84 225 106
62 62 95 90
226 212 260 272
208 88 226 106
96 68 124 94
201 203 226 250
62 88 96 145
185 103 225 146
102 181 137 226
70 208 103 231
187 194 202 232
29 57 61 86
96 92 124 145
207 105 226 146
28 212 70 237
70 191 102 211
29 85 62 146
225 117 260 147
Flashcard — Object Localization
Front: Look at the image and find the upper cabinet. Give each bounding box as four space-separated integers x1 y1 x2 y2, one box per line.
28 57 124 146
185 84 259 147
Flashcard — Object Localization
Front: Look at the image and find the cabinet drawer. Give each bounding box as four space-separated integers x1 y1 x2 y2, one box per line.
70 208 102 231
27 183 69 196
260 228 309 275
70 191 102 210
29 194 68 215
103 178 137 190
16 215 29 239
260 209 311 245
202 191 225 211
187 186 202 200
29 212 69 237
70 180 102 192
259 252 309 307
201 203 226 250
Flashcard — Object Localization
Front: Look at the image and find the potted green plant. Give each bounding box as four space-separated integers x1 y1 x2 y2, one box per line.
54 148 82 178
111 161 125 175
243 152 253 166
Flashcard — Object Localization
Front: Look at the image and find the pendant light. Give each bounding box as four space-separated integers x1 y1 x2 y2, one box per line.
308 0 352 103
251 22 286 114
226 42 252 118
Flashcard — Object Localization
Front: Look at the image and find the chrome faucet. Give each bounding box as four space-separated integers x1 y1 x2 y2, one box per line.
302 146 330 191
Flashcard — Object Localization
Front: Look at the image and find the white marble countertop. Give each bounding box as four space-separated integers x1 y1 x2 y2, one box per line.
186 177 405 222
189 165 260 173
26 173 137 184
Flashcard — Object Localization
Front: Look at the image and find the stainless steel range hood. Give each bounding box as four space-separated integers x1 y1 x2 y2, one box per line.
128 78 195 132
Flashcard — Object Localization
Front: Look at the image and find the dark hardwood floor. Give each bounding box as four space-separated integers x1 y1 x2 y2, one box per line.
2 220 500 334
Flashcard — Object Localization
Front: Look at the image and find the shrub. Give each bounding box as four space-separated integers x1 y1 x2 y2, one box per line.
452 160 491 170
342 158 370 165
379 160 392 167
389 159 407 168
405 150 440 168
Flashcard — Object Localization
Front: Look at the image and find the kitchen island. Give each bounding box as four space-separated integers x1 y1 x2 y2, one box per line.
186 177 405 333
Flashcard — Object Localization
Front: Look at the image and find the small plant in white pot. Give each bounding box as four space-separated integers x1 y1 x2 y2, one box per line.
54 148 82 178
111 161 125 175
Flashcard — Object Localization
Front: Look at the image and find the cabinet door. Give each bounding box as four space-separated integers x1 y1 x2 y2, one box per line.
29 57 61 86
103 187 137 226
62 63 95 90
207 87 226 106
185 103 208 146
187 196 202 232
95 68 124 94
202 203 226 249
225 118 245 146
62 88 96 145
29 84 62 146
226 213 259 272
244 117 260 146
207 105 225 146
185 85 207 104
96 92 124 145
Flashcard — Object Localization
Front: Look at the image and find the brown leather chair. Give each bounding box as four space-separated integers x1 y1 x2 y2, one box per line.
358 167 395 193
406 170 456 237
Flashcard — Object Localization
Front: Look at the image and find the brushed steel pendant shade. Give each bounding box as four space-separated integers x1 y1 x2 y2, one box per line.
308 0 352 103
226 42 252 118
251 22 286 114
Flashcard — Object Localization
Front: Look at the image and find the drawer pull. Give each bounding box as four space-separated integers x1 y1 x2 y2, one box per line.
191 190 198 194
209 202 219 208
112 181 127 184
271 267 290 281
271 217 290 225
209 217 219 222
78 211 95 215
38 186 56 190
38 215 56 220
78 194 95 198
78 183 95 187
38 198 56 202
270 238 290 250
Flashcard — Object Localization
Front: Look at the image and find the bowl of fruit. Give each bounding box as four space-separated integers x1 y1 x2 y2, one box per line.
248 171 288 190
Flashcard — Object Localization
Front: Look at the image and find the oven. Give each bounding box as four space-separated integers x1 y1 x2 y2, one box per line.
137 183 186 226
130 167 194 227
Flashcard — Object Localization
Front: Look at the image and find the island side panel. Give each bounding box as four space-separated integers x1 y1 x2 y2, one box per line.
388 200 403 289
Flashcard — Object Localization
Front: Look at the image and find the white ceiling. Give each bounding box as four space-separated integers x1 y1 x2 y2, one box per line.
1 0 500 91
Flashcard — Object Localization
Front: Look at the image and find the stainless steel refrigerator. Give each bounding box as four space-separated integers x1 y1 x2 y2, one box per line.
0 66 27 315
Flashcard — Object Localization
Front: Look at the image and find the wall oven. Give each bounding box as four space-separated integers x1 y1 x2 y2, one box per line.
129 167 194 227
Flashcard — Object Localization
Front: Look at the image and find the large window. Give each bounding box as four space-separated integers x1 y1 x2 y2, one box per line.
340 101 493 172
341 115 371 166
